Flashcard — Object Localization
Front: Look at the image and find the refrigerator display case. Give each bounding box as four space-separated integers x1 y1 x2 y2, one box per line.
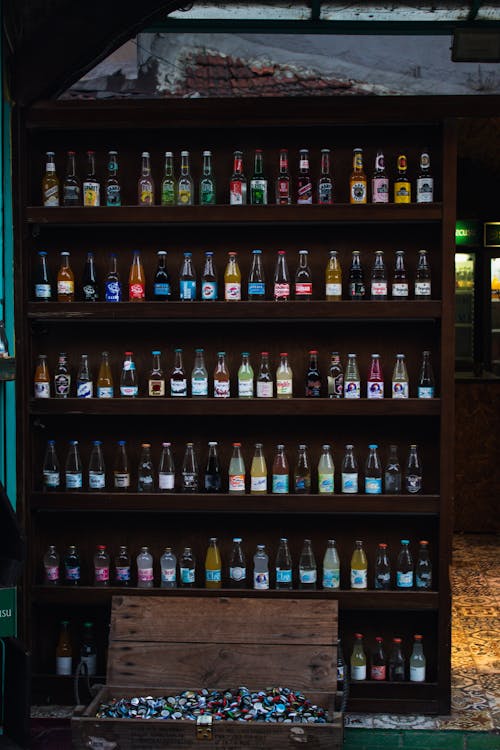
455 252 475 368
491 256 500 374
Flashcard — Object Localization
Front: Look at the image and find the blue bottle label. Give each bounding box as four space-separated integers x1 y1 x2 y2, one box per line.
276 569 292 583
154 283 171 298
323 569 340 589
365 477 382 494
397 571 413 588
272 475 289 494
202 282 218 300
248 282 265 296
206 569 221 582
180 280 196 300
105 281 122 302
65 566 80 580
181 567 195 584
418 386 434 399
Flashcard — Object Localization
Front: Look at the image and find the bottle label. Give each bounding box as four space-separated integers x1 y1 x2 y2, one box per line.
251 179 267 204
367 380 384 399
251 476 267 493
397 571 413 587
95 566 109 582
238 379 253 397
351 664 367 680
318 182 333 204
416 572 431 588
106 184 121 206
192 378 208 396
148 380 166 397
229 475 245 492
418 386 434 399
254 571 270 589
344 380 360 398
181 567 195 584
123 359 136 371
82 284 98 301
97 386 114 398
120 386 138 397
328 375 344 398
277 179 290 202
230 566 246 582
57 280 74 296
77 381 93 398
230 181 244 205
214 379 230 398
44 186 59 207
410 666 426 682
337 665 345 682
350 182 367 202
322 569 340 589
66 473 82 489
276 569 292 583
129 283 145 300
272 474 289 494
116 566 131 582
295 282 312 296
35 382 50 398
318 473 334 494
248 282 265 297
371 665 386 680
35 283 51 299
161 567 176 583
206 471 221 491
371 282 387 297
65 565 80 581
159 472 175 490
326 283 342 297
392 381 409 399
56 656 72 676
406 474 422 494
297 181 313 204
154 283 171 298
180 280 196 300
44 470 60 488
415 281 431 297
342 473 358 493
256 381 273 398
54 374 71 397
45 565 59 581
416 177 433 203
89 471 105 489
372 177 389 203
276 378 292 396
83 182 100 206
351 568 367 588
392 283 409 297
365 477 382 494
138 567 154 583
105 281 121 302
295 476 309 491
299 569 317 584
182 473 197 490
225 283 241 301
395 182 411 202
171 379 187 397
349 282 365 299
274 283 290 299
114 473 130 489
375 572 391 589
206 569 221 582
202 282 217 300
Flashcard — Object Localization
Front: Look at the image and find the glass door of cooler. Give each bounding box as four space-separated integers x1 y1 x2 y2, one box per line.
491 257 500 375
455 253 475 369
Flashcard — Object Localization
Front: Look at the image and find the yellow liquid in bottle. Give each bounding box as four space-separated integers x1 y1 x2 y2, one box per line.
224 256 242 300
350 544 368 589
325 253 342 301
205 540 221 589
251 447 267 494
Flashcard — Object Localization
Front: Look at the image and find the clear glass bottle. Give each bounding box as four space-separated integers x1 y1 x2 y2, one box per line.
250 442 267 495
392 354 409 399
238 352 254 398
97 351 114 398
388 637 406 681
180 546 196 587
88 440 106 491
365 444 382 495
392 250 409 299
415 250 432 300
341 445 358 494
138 443 155 492
170 348 187 398
76 354 93 398
350 540 368 589
34 354 50 398
229 442 246 494
297 148 313 204
120 351 138 397
35 250 52 301
229 537 246 588
322 539 340 590
201 251 218 301
405 444 423 494
128 250 146 301
294 249 313 300
94 545 110 587
199 150 216 205
161 151 176 206
410 634 426 681
179 252 196 301
256 352 273 398
182 442 198 492
224 252 241 301
248 249 266 300
275 538 293 590
349 148 367 204
191 348 208 397
160 547 177 588
299 539 317 589
416 540 432 589
148 351 165 397
158 442 175 492
325 250 342 301
113 440 130 491
273 250 290 301
43 440 60 492
65 440 83 491
214 351 230 398
42 151 60 206
57 251 74 302
294 444 311 494
177 150 194 205
272 444 289 494
374 542 391 590
64 545 81 586
204 441 222 492
396 539 414 589
350 633 367 680
137 546 154 588
43 545 60 584
253 544 270 589
318 444 335 494
344 353 360 398
418 351 435 398
276 352 293 398
63 150 81 206
384 445 402 494
367 354 384 399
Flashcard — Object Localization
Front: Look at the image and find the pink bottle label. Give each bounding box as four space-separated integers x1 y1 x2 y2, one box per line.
95 567 109 582
138 568 154 582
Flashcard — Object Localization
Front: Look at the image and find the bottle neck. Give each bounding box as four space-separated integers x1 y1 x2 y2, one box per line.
254 153 263 175
203 155 212 175
279 151 288 174
321 151 330 175
233 154 243 176
181 155 189 175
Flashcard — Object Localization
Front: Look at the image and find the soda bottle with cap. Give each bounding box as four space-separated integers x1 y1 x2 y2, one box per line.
35 251 53 301
253 544 270 589
113 440 130 491
250 149 268 205
371 150 389 204
273 250 290 301
371 637 387 680
394 154 411 203
161 151 176 206
250 443 267 494
294 444 311 493
120 352 138 397
138 443 155 492
272 444 289 494
348 251 366 300
83 150 100 206
57 251 74 302
34 354 50 398
137 546 154 588
365 444 382 494
204 442 222 492
256 352 273 398
275 538 292 590
224 252 241 300
305 350 321 397
191 348 208 397
238 353 254 398
374 542 391 589
44 545 60 584
65 441 83 491
248 249 266 300
367 354 384 399
350 540 367 589
177 151 194 205
43 440 60 491
416 541 432 589
350 634 367 680
389 638 406 680
322 540 340 589
318 444 334 494
205 538 222 589
182 443 198 492
148 351 165 397
97 352 113 398
410 635 426 681
229 443 245 494
179 252 196 300
229 538 246 588
180 547 196 587
94 545 110 586
349 148 367 204
105 150 121 206
370 251 387 300
88 440 105 491
200 150 216 205
170 348 187 397
153 251 171 300
294 250 313 300
318 148 333 204
160 547 177 588
276 149 291 205
158 442 175 492
396 540 414 588
42 151 60 206
115 546 131 586
105 253 122 302
297 148 312 204
214 352 230 398
276 353 292 398
229 150 247 205
201 251 218 300
128 250 146 301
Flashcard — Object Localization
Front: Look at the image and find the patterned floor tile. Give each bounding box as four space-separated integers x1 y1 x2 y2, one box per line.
372 714 438 729
453 597 498 618
472 655 500 674
436 710 495 731
478 673 500 704
451 670 498 711
490 705 500 730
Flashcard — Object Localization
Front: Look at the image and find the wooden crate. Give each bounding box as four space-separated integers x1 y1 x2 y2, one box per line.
72 595 342 749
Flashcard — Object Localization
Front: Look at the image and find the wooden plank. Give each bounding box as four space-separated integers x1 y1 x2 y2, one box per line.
106 642 337 692
110 597 337 645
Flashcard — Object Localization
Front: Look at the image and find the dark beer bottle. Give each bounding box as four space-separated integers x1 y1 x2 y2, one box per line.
81 251 99 301
348 251 365 300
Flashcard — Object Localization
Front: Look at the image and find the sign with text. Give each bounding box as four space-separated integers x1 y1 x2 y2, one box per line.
0 588 16 637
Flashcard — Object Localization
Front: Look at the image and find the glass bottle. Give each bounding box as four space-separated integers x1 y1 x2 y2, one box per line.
35 250 53 301
97 351 114 398
105 253 122 302
238 352 254 398
297 148 313 204
371 637 387 680
365 444 382 494
129 250 146 301
392 250 409 299
120 351 138 397
337 639 346 689
367 353 384 399
137 546 154 588
83 150 100 207
201 251 218 301
34 354 50 398
348 251 365 300
410 635 426 681
272 444 289 494
392 354 409 399
115 546 131 586
418 351 435 398
396 540 414 588
82 251 99 301
177 150 193 205
94 545 110 587
415 250 432 300
76 354 93 398
182 442 198 492
43 440 60 491
349 148 367 204
170 348 187 397
388 638 406 681
44 545 60 584
179 252 196 301
273 250 290 300
224 252 241 301
105 150 121 206
213 351 230 398
229 442 246 494
180 547 196 587
416 151 433 204
294 444 311 494
325 250 342 301
138 443 155 492
148 350 165 397
205 537 222 589
42 151 60 206
88 440 106 491
113 440 130 491
248 249 266 300
158 442 175 492
229 150 247 205
350 540 368 589
374 542 391 590
327 352 344 398
405 444 423 494
256 352 273 398
342 444 358 493
416 540 432 590
299 539 317 589
294 249 313 300
56 621 72 675
371 150 389 203
318 444 335 495
305 349 321 397
344 353 360 399
384 445 402 494
253 544 270 590
191 348 208 397
318 148 333 204
160 547 177 588
204 441 222 492
250 442 267 495
350 634 367 680
370 250 387 300
275 538 293 590
276 148 291 205
161 151 176 206
276 352 293 398
153 251 171 300
64 545 81 586
63 151 81 206
394 154 411 203
250 149 267 205
57 251 74 302
200 150 216 205
65 440 83 491
322 539 340 590
229 538 246 588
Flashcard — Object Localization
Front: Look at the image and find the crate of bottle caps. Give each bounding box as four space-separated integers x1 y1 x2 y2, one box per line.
72 595 342 749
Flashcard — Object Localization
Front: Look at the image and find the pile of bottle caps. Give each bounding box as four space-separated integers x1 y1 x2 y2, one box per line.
96 686 328 723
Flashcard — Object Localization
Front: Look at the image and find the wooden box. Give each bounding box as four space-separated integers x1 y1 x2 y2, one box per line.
72 595 342 749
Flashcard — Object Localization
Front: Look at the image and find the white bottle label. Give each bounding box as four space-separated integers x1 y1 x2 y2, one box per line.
418 386 434 399
253 570 269 589
225 283 241 301
161 567 176 583
323 569 340 589
392 381 409 398
365 477 382 494
415 281 431 297
214 380 230 398
44 470 60 488
326 283 342 296
77 382 93 398
351 664 366 680
257 381 273 398
120 386 137 397
89 472 105 489
416 177 433 203
192 378 208 396
238 379 253 397
342 473 358 493
159 473 175 490
66 473 82 489
138 567 154 582
367 381 384 399
56 656 72 676
97 386 114 398
171 379 187 396
36 283 52 298
392 283 409 297
410 665 426 682
35 382 50 398
300 569 317 584
371 282 387 297
318 473 334 493
230 566 246 582
251 476 267 493
229 475 245 492
276 378 292 396
114 473 130 489
351 568 367 588
81 654 97 676
344 380 360 398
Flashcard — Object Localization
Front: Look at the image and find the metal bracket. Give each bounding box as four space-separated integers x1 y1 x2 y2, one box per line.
196 714 213 740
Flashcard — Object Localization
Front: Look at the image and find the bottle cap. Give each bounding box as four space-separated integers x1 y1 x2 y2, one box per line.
141 443 151 448
208 441 218 446
195 348 204 353
414 634 423 641
61 251 70 256
375 636 383 643
419 540 429 546
279 352 288 357
86 150 95 156
217 351 226 356
393 637 403 643
118 440 126 446
261 351 269 356
278 250 286 255
165 151 173 157
276 444 285 450
378 542 388 549
233 537 242 543
38 251 48 256
125 351 133 356
205 251 213 256
397 353 405 358
174 348 183 353
371 354 380 358
228 251 237 257
298 444 307 450
48 439 56 445
69 440 78 446
157 250 167 255
46 151 55 156
241 352 249 357
309 350 318 355
254 442 263 448
141 151 150 157
255 149 263 154
321 148 330 153
280 537 288 542
92 440 102 446
233 442 242 447
299 249 308 254
108 150 117 155
322 444 331 450
97 545 106 551
401 539 410 545
181 150 189 156
369 444 378 450
151 350 161 355
354 632 363 639
252 249 262 254
184 251 192 257
162 442 171 447
346 444 354 449
256 544 265 550
203 150 211 156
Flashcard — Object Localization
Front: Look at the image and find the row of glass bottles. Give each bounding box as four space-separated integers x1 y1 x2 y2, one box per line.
35 248 432 302
34 350 435 401
349 633 427 682
43 538 432 591
43 440 423 495
42 148 433 207
55 620 98 676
